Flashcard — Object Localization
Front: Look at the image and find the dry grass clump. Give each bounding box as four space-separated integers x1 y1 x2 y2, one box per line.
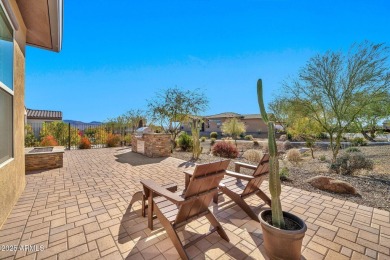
243 149 263 162
287 149 301 164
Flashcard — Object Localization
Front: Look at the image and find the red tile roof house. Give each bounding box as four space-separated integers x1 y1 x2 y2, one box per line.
181 112 269 138
25 108 63 137
0 0 63 228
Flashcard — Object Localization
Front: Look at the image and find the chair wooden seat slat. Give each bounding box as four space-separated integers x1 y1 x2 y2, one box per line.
141 159 230 260
214 154 271 222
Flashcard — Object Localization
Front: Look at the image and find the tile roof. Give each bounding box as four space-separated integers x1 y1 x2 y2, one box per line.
26 108 62 120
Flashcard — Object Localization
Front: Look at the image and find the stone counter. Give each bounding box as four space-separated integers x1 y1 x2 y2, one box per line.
131 134 171 157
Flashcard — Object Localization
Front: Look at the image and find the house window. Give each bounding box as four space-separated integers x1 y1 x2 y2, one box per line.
0 4 14 165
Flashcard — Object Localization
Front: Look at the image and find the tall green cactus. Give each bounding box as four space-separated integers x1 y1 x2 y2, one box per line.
257 79 285 229
191 118 203 159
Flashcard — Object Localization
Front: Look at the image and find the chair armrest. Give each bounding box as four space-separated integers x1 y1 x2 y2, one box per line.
141 179 185 205
225 170 254 181
234 161 257 172
183 169 194 176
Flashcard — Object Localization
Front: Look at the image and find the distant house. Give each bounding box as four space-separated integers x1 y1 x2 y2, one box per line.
26 108 63 137
26 108 62 124
181 112 268 137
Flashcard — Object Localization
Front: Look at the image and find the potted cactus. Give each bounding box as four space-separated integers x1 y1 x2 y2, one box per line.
257 79 307 260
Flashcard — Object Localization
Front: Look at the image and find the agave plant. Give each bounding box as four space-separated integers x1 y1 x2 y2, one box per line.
257 79 285 229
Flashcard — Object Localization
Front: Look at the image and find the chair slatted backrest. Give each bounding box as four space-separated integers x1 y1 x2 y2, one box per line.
242 154 270 196
174 160 230 224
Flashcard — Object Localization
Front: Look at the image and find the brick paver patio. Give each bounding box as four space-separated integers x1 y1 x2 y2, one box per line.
0 148 389 259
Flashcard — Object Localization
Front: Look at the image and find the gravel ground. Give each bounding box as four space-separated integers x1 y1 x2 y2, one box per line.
171 142 390 211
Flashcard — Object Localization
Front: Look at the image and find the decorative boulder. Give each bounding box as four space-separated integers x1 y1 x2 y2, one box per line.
307 176 358 195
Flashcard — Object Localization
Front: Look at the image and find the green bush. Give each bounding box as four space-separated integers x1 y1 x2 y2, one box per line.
200 136 206 142
330 152 373 175
210 138 216 145
319 154 326 161
177 132 193 151
316 132 328 139
212 141 239 158
279 167 289 180
244 135 253 140
346 147 361 153
210 132 218 139
25 125 37 147
351 137 367 147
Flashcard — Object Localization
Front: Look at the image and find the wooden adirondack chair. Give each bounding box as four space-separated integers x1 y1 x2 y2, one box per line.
140 160 230 260
213 154 271 222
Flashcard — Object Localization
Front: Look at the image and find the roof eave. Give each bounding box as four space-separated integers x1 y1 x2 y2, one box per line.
18 0 63 52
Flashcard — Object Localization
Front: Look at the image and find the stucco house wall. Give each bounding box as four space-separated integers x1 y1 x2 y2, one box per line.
0 0 27 229
0 0 62 228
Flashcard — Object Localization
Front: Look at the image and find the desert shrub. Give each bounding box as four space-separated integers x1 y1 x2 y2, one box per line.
177 132 193 151
283 140 293 150
106 134 121 147
319 154 327 161
262 142 269 154
279 134 287 141
210 138 216 145
243 149 263 162
279 167 289 180
277 141 285 152
212 141 239 158
79 136 91 149
40 135 58 147
346 147 361 153
124 135 132 145
253 140 259 147
330 152 374 175
351 137 367 147
244 135 253 140
210 132 218 139
286 149 301 164
200 136 206 142
316 132 328 139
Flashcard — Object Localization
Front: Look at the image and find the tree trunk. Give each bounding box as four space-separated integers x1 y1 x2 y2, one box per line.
361 130 375 142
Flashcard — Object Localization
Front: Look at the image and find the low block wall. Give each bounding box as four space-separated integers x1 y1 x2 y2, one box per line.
25 147 64 172
132 134 171 157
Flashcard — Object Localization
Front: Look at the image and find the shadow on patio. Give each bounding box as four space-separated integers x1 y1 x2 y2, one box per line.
115 151 168 166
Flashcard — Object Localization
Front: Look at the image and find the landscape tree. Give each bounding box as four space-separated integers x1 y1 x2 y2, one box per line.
284 41 390 161
352 92 390 141
268 97 292 130
221 117 246 147
123 109 147 132
147 87 208 148
288 117 323 159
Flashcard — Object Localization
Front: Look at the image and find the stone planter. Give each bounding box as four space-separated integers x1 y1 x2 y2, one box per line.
25 146 64 172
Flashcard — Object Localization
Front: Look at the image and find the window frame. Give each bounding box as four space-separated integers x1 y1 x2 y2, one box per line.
0 1 15 168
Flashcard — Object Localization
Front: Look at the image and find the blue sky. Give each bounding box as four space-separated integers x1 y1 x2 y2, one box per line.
25 0 390 122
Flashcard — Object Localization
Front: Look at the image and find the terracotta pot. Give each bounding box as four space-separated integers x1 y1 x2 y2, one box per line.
259 210 307 260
